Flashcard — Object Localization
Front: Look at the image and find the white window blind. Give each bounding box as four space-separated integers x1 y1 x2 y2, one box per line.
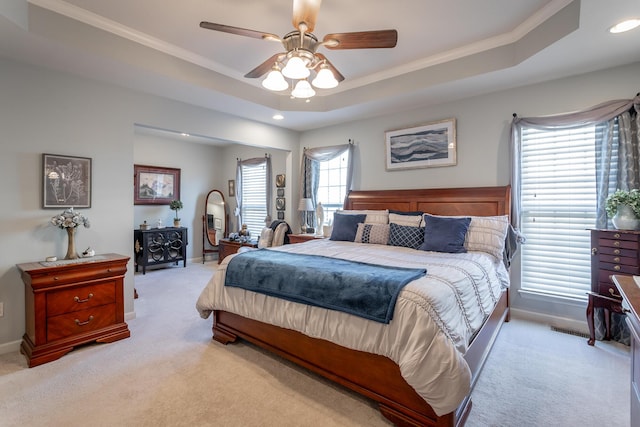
241 163 267 237
316 149 349 225
520 124 617 300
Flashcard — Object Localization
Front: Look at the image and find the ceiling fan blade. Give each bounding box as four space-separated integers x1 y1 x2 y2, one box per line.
314 53 344 82
292 0 322 32
323 30 398 49
244 53 285 78
200 21 280 41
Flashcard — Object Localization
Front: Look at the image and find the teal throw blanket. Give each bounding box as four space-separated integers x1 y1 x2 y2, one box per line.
225 249 426 323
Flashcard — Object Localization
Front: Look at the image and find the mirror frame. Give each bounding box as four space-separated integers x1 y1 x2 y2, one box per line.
203 189 228 251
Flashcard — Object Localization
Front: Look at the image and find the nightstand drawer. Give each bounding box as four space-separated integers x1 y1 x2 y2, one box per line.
47 281 116 317
47 304 116 341
597 282 622 299
598 262 639 275
598 237 640 250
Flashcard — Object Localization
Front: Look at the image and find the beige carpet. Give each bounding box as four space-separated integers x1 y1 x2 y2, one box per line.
0 261 630 427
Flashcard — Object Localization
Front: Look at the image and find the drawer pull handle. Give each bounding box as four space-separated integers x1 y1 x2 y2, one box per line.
107 268 112 272
74 315 94 326
614 249 621 255
53 277 59 281
614 233 621 238
614 257 620 262
74 293 94 303
614 241 620 247
614 265 621 271
609 288 622 298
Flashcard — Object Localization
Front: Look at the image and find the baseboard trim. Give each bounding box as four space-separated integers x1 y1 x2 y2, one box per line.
0 339 22 355
510 308 589 336
125 310 136 321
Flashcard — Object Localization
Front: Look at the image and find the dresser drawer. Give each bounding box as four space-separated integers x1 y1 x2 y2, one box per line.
598 245 638 258
47 281 116 317
598 237 640 251
28 264 127 289
598 254 637 266
598 262 639 275
47 304 116 341
596 281 623 299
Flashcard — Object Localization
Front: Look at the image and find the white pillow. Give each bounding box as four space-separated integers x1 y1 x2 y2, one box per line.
336 209 389 224
389 213 422 227
257 227 274 248
272 223 288 247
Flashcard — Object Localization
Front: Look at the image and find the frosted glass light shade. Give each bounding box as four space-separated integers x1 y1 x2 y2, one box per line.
262 68 288 91
291 80 316 98
282 56 310 79
312 66 338 89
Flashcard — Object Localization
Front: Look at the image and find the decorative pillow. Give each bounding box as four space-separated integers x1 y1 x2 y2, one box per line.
354 223 390 245
335 209 389 224
257 227 274 249
330 213 367 241
388 223 424 250
419 214 471 253
389 213 423 227
272 222 289 247
464 215 510 260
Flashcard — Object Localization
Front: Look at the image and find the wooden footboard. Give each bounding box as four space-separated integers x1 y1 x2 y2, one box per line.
212 289 509 427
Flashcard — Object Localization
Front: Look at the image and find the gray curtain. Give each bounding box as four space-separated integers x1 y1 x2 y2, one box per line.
235 156 271 232
299 143 354 230
511 94 639 344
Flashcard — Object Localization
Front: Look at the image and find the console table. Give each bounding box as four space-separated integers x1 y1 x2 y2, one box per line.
17 253 130 367
134 227 188 274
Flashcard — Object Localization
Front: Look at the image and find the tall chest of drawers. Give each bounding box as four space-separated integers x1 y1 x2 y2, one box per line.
587 229 640 345
17 253 130 367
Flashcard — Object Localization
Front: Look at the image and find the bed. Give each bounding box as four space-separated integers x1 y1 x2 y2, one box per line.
196 186 511 427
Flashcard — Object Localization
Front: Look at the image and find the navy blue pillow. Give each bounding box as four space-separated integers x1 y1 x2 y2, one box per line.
389 209 424 216
388 223 424 250
330 213 367 242
419 214 471 253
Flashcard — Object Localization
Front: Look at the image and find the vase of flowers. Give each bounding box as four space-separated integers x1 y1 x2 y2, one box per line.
606 189 640 230
170 200 183 227
50 207 90 259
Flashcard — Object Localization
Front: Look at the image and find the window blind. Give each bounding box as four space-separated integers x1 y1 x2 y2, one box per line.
520 124 617 300
241 163 267 237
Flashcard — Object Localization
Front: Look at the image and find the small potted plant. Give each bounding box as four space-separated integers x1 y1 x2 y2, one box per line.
169 200 183 227
606 189 640 230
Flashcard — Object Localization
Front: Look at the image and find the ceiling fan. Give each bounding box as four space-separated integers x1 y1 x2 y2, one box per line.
199 0 398 98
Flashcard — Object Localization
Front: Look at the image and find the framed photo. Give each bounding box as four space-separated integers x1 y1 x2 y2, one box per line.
276 174 286 188
385 118 457 170
228 179 235 197
214 217 222 230
43 153 92 208
277 211 284 220
134 164 180 205
277 188 284 197
276 198 286 210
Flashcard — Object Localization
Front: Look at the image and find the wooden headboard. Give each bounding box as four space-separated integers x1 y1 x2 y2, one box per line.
344 186 511 217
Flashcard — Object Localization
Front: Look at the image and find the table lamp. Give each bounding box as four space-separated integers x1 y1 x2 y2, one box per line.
298 198 314 233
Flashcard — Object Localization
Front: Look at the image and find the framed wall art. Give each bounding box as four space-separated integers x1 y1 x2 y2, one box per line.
276 174 286 188
134 164 181 205
277 211 284 220
277 188 284 197
228 179 235 197
43 153 92 208
276 198 286 210
385 118 457 171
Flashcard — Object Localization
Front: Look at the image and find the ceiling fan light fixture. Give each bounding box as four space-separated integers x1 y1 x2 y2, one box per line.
312 65 338 89
262 66 289 91
282 55 310 79
291 79 316 98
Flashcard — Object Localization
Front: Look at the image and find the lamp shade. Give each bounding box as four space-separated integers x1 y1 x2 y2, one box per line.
312 65 338 89
262 67 288 91
298 198 314 211
282 56 310 79
291 80 316 99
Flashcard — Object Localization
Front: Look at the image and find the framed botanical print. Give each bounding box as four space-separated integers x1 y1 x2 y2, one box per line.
43 153 92 208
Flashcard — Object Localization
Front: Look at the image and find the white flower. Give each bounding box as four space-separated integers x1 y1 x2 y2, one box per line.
50 208 90 229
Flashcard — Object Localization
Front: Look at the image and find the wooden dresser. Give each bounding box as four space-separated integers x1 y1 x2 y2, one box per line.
612 275 640 426
17 253 130 367
587 229 640 345
217 238 258 264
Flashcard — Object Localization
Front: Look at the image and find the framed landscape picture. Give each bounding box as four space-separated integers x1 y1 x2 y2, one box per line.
385 118 457 170
134 164 180 205
43 153 92 208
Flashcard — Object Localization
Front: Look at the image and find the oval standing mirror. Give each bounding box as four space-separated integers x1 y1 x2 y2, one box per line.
202 189 228 262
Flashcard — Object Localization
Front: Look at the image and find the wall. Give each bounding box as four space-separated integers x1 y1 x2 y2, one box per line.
300 61 640 329
0 57 299 352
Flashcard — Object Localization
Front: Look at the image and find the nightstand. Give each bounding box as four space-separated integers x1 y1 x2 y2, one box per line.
218 238 258 264
288 234 326 244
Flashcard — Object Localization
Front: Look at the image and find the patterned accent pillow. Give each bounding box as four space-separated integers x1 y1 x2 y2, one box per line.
354 223 390 245
388 223 424 250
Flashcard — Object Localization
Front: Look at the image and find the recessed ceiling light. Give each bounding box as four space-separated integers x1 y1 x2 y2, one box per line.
180 132 190 137
609 19 640 33
272 114 284 120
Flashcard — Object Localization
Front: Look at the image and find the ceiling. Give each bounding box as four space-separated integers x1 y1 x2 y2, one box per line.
1 0 639 132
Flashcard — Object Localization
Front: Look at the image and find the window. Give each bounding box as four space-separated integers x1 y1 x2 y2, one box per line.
241 162 267 237
520 123 617 300
316 149 350 225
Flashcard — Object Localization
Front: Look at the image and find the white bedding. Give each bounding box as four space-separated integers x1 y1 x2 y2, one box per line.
196 239 509 415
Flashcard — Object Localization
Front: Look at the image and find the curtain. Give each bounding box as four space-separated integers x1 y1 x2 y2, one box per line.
299 143 354 230
511 93 639 344
234 156 271 232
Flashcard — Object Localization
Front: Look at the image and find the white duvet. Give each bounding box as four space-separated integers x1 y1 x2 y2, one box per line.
196 239 509 415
